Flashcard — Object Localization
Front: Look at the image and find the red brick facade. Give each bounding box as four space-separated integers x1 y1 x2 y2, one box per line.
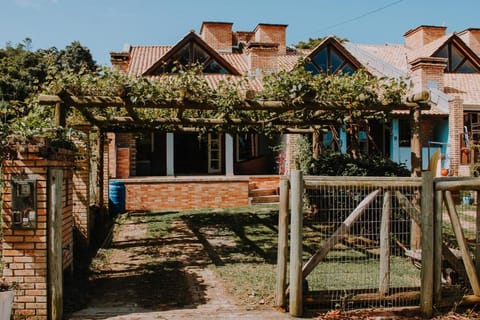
1 142 74 319
459 28 480 55
72 134 91 248
449 97 465 176
404 25 447 49
121 176 249 211
200 22 233 52
410 57 447 92
246 44 279 75
107 176 280 212
253 24 287 54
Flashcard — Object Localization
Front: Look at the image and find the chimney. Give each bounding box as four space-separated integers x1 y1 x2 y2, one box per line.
409 57 447 92
233 31 254 48
110 51 130 73
246 43 279 78
200 21 233 52
459 28 480 56
404 25 447 49
254 23 288 54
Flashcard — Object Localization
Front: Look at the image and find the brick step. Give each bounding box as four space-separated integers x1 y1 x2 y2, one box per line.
249 195 280 204
248 188 278 197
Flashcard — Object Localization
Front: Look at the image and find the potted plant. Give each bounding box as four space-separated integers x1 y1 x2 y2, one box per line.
0 278 16 319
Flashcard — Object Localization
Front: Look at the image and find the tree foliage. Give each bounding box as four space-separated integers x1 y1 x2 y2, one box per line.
0 39 98 157
295 36 348 49
57 41 96 73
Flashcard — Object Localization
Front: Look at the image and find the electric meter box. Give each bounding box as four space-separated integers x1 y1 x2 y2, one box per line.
11 178 37 229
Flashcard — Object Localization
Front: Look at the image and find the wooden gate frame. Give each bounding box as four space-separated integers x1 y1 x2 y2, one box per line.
277 170 480 318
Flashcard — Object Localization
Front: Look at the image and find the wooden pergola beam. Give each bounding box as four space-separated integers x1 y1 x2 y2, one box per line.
39 94 430 112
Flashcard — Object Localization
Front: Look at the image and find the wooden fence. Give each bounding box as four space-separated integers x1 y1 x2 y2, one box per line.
277 170 480 317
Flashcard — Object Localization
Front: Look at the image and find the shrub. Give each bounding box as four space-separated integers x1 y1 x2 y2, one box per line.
310 152 410 177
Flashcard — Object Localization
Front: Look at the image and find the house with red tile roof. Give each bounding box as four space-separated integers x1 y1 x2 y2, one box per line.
108 22 480 185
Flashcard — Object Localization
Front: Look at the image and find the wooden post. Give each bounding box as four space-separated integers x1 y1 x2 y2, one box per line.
312 128 320 160
410 107 422 177
276 177 289 307
434 189 443 303
54 102 66 127
410 107 422 250
289 170 303 317
379 191 391 295
48 168 64 320
476 189 480 278
420 171 434 318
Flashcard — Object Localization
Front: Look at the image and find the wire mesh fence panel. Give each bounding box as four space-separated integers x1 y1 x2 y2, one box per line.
302 177 422 310
440 188 478 292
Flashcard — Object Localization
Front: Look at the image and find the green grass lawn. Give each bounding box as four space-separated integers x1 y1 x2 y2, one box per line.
135 204 421 307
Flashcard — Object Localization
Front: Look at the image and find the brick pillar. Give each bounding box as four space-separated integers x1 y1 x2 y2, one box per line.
116 148 130 178
1 140 74 320
285 134 299 174
103 133 111 208
449 97 464 176
72 133 91 248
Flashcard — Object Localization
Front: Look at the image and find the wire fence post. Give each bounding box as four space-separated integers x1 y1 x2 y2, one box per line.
289 169 303 317
420 171 434 317
276 176 289 307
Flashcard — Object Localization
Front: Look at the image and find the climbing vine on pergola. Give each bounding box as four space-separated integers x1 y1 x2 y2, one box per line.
37 63 429 164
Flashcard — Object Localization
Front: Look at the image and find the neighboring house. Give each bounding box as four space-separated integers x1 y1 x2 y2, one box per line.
350 25 480 176
109 22 480 179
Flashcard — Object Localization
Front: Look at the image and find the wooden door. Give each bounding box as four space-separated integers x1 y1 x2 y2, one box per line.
48 168 63 320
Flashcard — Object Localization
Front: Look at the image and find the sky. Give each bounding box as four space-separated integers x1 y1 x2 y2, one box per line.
1 0 479 66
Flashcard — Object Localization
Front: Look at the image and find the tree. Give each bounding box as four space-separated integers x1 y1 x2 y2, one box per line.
57 41 97 72
295 36 348 49
0 39 98 157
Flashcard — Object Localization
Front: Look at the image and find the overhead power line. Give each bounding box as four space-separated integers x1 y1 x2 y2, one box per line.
316 0 406 33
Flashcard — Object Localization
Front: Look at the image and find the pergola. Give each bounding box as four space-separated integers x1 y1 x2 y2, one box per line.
38 90 430 175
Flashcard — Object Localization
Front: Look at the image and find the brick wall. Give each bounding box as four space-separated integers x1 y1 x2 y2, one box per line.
233 31 254 44
118 176 251 211
1 142 74 319
285 134 300 174
103 134 111 209
410 57 447 91
200 22 233 52
246 45 279 76
248 176 280 191
459 28 480 56
404 25 446 49
254 24 287 54
449 97 465 176
72 134 90 248
116 148 130 178
110 52 130 72
116 133 136 177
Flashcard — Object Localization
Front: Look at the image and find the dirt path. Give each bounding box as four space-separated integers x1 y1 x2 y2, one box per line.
67 213 296 320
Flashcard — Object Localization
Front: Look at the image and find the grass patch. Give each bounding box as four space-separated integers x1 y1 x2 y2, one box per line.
214 263 277 306
121 204 422 308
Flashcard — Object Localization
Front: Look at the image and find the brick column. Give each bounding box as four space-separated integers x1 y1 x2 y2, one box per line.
1 141 74 319
72 133 91 249
449 97 464 176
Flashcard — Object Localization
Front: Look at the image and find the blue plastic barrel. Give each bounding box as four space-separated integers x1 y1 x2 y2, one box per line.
109 180 125 214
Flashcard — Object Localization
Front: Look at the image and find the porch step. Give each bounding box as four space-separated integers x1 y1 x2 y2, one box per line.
249 188 279 204
249 195 280 204
249 188 278 197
